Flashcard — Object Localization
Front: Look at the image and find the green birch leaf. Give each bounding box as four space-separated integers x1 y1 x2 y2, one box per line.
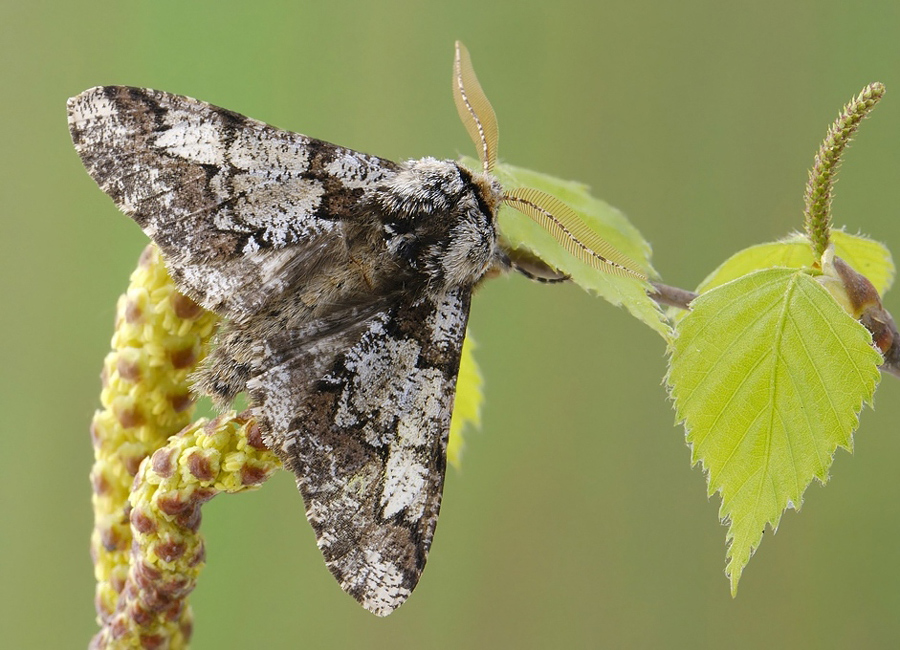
448 333 483 468
668 268 881 595
830 230 896 294
460 157 671 341
696 230 894 296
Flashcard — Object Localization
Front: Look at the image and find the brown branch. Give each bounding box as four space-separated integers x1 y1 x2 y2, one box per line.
648 281 698 310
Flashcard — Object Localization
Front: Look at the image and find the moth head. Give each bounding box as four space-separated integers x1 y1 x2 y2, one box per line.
453 41 647 281
378 158 503 288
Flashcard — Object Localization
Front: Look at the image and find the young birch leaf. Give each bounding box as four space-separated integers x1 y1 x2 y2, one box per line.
448 334 483 468
827 230 894 294
696 230 894 296
668 268 881 595
462 158 670 340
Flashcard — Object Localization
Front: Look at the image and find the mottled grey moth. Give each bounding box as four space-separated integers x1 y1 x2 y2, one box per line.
68 42 644 616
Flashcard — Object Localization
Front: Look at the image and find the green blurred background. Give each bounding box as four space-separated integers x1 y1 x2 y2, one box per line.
4 1 900 648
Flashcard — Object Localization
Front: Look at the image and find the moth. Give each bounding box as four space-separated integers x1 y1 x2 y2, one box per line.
68 42 645 616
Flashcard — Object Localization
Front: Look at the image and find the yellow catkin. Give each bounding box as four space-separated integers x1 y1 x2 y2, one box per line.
89 245 279 648
92 413 280 649
90 245 217 633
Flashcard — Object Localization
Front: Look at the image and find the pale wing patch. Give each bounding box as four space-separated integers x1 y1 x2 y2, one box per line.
334 548 409 617
228 126 312 171
330 321 441 446
227 175 329 245
427 288 467 345
325 152 387 190
356 551 408 616
68 90 129 141
381 449 430 520
153 113 226 166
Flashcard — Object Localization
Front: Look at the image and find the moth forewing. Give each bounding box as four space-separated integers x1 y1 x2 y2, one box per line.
66 86 402 322
246 288 473 616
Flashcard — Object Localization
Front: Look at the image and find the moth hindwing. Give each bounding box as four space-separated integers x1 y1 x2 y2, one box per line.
69 42 645 618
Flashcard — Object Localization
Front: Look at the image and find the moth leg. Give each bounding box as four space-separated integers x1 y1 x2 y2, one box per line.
506 247 570 283
192 323 255 407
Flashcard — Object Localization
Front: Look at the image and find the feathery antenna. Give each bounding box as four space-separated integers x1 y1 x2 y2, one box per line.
453 42 646 280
